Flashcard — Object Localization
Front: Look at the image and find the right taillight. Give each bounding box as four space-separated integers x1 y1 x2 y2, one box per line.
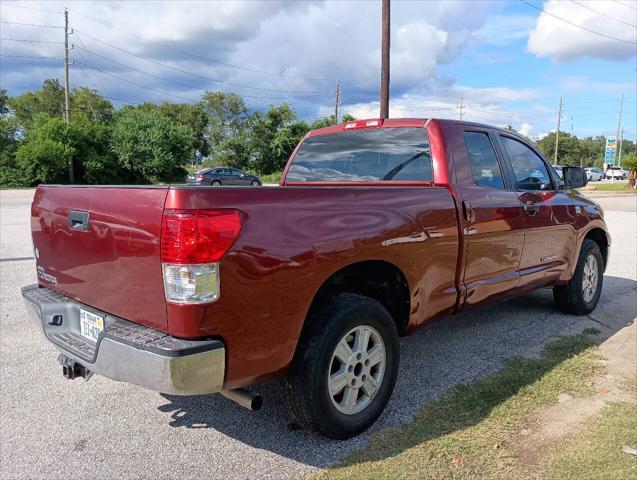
160 209 242 304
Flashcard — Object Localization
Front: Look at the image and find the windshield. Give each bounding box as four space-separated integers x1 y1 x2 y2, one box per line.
286 127 433 183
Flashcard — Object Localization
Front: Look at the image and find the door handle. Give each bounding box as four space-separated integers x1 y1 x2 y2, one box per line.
523 203 540 216
462 200 475 224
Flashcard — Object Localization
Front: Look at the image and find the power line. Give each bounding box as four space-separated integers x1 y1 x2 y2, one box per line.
519 0 637 45
570 1 637 28
72 43 329 101
68 9 337 84
0 54 61 60
0 38 64 45
0 21 63 29
614 1 637 10
72 58 199 103
72 30 329 96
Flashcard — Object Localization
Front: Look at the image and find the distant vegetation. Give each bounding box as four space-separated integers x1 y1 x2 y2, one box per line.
0 80 354 187
1 80 634 187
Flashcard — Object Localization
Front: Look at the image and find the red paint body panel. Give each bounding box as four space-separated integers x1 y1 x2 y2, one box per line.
29 119 610 390
164 186 459 387
31 186 170 331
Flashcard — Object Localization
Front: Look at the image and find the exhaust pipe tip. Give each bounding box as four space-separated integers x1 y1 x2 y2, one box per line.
221 388 263 411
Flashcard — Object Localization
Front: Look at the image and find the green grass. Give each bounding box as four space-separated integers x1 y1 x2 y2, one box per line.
541 384 637 480
255 171 282 184
585 182 636 192
315 329 604 480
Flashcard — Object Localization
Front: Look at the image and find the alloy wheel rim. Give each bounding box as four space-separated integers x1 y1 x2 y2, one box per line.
582 254 599 303
327 325 386 415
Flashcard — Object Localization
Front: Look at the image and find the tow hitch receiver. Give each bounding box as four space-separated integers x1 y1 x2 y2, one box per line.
58 354 93 381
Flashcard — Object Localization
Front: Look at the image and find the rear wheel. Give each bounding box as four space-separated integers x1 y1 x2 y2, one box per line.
211 180 221 186
553 239 603 315
283 293 399 439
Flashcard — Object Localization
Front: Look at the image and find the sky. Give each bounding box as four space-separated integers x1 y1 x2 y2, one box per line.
0 0 635 141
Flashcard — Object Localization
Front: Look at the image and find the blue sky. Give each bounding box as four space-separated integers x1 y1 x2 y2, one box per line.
1 0 635 142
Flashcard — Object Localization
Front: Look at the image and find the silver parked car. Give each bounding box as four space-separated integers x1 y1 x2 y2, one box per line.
187 167 262 186
585 167 604 181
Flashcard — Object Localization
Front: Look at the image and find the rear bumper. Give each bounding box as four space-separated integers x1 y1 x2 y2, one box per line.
21 284 225 395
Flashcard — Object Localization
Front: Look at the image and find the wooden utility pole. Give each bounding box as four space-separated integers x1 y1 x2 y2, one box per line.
457 98 465 120
614 93 624 166
380 0 390 119
553 96 562 165
64 8 74 182
334 81 341 124
618 128 624 167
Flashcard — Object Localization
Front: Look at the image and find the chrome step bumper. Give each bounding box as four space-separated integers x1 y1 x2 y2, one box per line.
22 284 225 395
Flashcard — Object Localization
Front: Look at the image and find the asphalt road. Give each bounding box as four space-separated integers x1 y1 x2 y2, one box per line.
1 189 635 480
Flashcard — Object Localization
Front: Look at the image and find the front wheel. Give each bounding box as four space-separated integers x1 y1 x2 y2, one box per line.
553 239 603 314
283 293 399 439
211 180 221 186
251 180 260 187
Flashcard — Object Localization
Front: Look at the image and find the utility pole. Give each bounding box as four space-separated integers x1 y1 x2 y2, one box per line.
63 8 74 182
380 0 390 119
553 96 562 166
614 93 624 166
334 81 341 124
457 98 465 120
618 128 624 167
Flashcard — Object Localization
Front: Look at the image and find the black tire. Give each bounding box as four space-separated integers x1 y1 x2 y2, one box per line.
211 180 221 186
553 239 603 315
251 180 260 187
283 293 399 439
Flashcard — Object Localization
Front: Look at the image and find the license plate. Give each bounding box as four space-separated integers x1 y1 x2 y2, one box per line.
80 309 104 343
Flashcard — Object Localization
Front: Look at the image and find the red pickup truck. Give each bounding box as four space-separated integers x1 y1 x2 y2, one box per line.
23 118 609 439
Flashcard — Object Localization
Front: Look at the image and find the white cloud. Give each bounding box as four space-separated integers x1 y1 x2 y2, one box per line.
527 0 637 62
518 122 532 137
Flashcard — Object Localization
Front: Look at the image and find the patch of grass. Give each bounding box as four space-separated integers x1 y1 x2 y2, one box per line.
541 396 637 479
585 182 635 192
315 329 604 480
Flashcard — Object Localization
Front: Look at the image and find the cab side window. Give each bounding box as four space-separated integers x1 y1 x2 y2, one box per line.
500 136 552 191
463 131 505 189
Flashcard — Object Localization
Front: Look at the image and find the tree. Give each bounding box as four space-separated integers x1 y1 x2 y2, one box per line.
0 89 22 186
623 155 637 188
110 107 194 183
249 104 301 174
71 87 114 123
8 79 65 127
201 91 249 152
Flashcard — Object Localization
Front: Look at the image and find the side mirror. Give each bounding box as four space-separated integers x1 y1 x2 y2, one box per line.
562 166 588 189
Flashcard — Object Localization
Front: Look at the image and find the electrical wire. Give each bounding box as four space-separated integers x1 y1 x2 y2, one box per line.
519 0 637 45
570 0 637 28
72 30 330 96
1 38 64 45
0 54 61 60
0 21 63 29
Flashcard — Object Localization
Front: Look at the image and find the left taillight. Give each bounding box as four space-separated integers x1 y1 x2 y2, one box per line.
160 209 242 304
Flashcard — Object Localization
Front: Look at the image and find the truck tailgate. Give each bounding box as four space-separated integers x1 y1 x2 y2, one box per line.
31 186 169 331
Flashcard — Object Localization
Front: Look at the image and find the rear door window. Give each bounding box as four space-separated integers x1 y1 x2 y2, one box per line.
287 127 432 183
463 132 505 189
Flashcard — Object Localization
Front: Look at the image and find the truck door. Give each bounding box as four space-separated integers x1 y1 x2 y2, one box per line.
448 126 526 307
495 134 577 290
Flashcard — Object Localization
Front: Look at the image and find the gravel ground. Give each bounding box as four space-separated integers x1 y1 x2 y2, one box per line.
1 189 635 480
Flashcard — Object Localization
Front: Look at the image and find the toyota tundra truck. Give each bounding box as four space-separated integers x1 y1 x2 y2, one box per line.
22 118 609 439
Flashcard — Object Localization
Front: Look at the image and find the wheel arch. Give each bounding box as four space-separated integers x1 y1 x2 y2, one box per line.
295 260 411 354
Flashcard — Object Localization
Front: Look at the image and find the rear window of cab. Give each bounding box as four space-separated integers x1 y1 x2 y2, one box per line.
286 127 433 183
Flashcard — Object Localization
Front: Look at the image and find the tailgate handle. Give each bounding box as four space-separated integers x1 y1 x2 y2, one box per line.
68 210 90 232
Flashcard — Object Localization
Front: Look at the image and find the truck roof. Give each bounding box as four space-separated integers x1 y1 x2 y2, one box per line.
308 117 528 141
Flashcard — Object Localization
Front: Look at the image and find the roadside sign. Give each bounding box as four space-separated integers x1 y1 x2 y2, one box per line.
604 136 616 165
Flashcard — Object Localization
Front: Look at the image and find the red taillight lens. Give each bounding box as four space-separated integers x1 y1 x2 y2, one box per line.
161 209 242 264
196 174 204 179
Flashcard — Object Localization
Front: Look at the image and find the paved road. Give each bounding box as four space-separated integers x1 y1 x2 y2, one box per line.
1 189 635 480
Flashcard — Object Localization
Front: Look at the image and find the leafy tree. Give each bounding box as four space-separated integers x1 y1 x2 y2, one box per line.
71 87 113 123
0 89 22 186
249 104 299 174
201 91 248 150
341 113 356 122
110 107 194 183
8 79 65 127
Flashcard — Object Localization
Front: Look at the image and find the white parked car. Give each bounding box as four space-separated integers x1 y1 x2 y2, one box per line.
585 167 604 182
552 165 566 179
605 166 626 180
